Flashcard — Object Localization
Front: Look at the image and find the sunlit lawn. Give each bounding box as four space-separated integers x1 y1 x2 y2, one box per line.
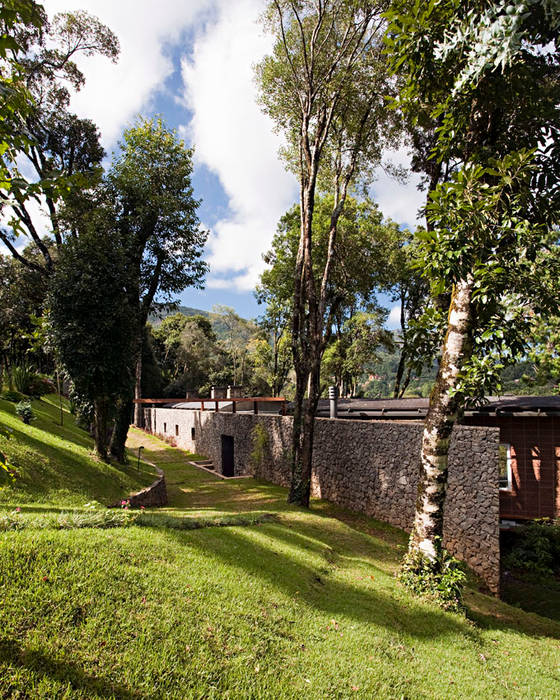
1 403 559 698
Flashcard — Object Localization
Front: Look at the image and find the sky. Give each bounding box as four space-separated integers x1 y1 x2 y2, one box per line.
31 0 425 324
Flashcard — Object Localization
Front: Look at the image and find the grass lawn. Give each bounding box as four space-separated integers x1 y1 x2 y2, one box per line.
1 403 560 698
0 396 157 509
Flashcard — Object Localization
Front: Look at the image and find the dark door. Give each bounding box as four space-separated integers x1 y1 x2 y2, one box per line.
221 435 234 477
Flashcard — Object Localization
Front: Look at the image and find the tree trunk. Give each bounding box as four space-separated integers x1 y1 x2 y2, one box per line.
288 362 320 506
133 342 143 427
393 295 408 398
110 395 133 463
93 396 110 461
409 276 474 562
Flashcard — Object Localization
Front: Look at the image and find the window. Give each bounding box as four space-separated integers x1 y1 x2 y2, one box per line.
191 427 195 440
163 422 167 433
499 444 513 490
175 425 179 437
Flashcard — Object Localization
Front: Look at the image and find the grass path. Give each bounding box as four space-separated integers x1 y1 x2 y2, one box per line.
0 415 559 698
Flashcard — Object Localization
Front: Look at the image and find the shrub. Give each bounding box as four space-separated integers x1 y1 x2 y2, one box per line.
0 389 25 403
0 426 15 487
503 519 560 576
26 374 55 397
15 401 34 425
399 544 467 613
250 423 269 476
11 365 34 394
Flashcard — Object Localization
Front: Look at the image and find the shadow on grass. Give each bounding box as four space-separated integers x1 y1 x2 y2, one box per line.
1 422 154 503
0 638 143 699
159 521 474 643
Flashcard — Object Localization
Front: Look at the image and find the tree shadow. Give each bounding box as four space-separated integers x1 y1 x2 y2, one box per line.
0 638 144 699
159 521 475 642
1 423 154 503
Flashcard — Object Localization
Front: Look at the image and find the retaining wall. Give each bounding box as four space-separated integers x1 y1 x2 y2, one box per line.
143 408 500 593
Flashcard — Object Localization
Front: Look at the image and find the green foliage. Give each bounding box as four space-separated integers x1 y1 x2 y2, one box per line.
0 395 155 506
250 423 269 477
0 508 138 531
0 389 25 403
0 5 118 272
414 151 554 401
503 520 560 577
10 366 33 394
399 546 467 614
0 426 15 488
8 365 53 397
48 231 134 405
15 400 34 425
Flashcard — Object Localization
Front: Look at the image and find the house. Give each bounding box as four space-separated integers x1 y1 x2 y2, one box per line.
315 395 560 522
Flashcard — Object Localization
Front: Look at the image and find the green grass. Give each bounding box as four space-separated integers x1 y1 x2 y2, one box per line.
1 416 560 698
0 395 157 508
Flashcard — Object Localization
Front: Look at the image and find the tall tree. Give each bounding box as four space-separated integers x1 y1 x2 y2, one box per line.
0 7 118 272
105 118 207 460
257 0 400 505
48 227 134 461
385 0 560 580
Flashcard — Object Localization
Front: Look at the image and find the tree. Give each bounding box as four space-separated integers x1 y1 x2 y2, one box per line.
48 228 134 461
321 309 393 396
0 6 118 273
257 0 401 506
210 305 258 389
105 118 207 460
251 299 293 397
380 231 430 398
385 1 560 583
0 1 45 188
152 313 222 397
258 194 399 394
0 248 49 377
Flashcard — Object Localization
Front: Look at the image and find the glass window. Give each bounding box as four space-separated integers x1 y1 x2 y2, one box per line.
499 443 512 490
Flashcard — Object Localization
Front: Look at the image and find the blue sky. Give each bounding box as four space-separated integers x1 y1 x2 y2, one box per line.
32 1 426 323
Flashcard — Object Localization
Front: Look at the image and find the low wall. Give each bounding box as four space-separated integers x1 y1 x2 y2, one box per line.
109 462 168 508
144 408 500 593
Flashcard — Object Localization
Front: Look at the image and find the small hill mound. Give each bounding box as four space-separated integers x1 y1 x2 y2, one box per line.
0 395 156 507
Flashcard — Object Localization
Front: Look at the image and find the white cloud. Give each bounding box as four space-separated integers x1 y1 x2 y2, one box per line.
42 0 212 148
180 0 298 292
387 305 402 330
33 0 426 296
370 147 426 230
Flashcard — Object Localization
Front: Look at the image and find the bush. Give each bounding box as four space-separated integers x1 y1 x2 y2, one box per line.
11 365 34 394
15 401 34 425
0 389 25 403
399 545 467 613
503 519 560 577
7 366 54 397
26 374 55 397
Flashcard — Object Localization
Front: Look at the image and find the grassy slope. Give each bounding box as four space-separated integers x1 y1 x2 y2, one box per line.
0 395 156 507
0 423 559 698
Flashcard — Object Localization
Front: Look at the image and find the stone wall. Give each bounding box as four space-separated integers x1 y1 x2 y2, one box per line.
109 461 168 508
144 407 500 593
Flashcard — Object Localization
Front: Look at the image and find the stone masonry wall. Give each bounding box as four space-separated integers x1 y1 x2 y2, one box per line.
144 408 500 593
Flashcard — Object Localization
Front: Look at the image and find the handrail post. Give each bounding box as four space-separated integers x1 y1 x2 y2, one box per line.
232 400 236 414
254 400 259 415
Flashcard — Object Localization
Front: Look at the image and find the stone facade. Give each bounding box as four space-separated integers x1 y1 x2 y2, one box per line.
144 408 500 593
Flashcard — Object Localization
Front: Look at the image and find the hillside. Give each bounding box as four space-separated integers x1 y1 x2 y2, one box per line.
148 305 210 326
0 408 559 698
0 395 156 507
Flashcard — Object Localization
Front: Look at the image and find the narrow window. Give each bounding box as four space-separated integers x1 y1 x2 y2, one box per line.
499 444 513 490
164 422 167 433
175 425 179 437
191 427 195 440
